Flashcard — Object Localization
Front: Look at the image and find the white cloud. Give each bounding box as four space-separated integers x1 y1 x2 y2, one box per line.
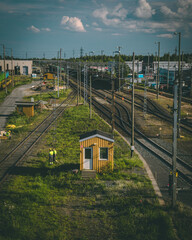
160 6 178 17
135 0 155 19
92 2 187 35
61 16 86 32
41 28 51 32
177 0 192 17
112 33 123 36
156 33 174 38
27 25 40 33
94 27 102 31
111 3 128 20
93 6 121 26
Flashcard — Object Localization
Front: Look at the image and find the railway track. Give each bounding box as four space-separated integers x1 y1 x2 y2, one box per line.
105 88 192 135
70 80 192 188
134 85 192 105
0 90 76 184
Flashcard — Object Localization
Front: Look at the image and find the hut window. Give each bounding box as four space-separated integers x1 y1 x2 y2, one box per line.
85 148 92 159
99 148 108 160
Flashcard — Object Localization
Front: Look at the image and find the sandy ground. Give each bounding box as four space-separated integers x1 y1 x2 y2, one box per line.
0 80 41 130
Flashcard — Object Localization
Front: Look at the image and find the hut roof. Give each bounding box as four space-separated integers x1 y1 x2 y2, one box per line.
79 130 114 143
15 101 36 106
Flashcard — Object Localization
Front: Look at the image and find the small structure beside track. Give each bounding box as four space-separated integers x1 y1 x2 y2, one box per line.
79 130 114 173
16 101 36 117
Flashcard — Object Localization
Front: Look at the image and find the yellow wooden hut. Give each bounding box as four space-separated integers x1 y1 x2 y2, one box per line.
16 101 35 117
79 130 114 172
43 73 54 80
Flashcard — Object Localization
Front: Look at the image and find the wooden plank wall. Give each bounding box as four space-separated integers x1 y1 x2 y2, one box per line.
23 106 34 117
17 106 34 117
80 137 113 172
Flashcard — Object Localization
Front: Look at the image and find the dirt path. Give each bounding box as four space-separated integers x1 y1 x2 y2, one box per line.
0 80 41 130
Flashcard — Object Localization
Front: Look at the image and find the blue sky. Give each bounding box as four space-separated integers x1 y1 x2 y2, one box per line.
0 0 192 58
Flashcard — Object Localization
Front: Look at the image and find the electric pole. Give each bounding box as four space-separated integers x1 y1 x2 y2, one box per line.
176 32 181 138
79 62 81 101
190 66 192 98
157 42 160 99
57 66 59 98
90 76 92 119
60 48 62 95
131 52 135 157
172 63 178 208
77 63 79 105
111 78 115 134
11 48 14 87
167 52 170 90
155 52 157 90
3 45 7 94
118 46 122 91
80 47 84 58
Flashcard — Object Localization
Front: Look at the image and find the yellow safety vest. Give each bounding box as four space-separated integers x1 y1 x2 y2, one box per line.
49 151 53 156
53 150 57 155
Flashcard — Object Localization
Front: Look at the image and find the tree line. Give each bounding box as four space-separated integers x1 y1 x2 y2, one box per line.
0 53 192 63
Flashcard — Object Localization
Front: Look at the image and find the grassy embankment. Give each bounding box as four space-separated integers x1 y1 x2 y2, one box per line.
0 86 71 159
0 91 192 240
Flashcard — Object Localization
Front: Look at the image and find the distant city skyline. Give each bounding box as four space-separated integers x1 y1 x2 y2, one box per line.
0 0 192 59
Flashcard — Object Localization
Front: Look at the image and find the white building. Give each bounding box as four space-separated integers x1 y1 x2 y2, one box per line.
153 61 191 73
0 60 33 75
125 61 143 73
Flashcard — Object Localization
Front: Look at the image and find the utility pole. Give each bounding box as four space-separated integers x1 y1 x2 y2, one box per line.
90 76 92 119
172 64 178 208
67 63 69 90
79 62 81 101
157 42 160 99
80 47 84 58
57 66 59 98
3 45 7 94
167 52 170 90
84 64 88 104
111 78 115 133
77 63 79 105
176 32 181 138
131 52 135 157
60 48 62 94
190 66 192 98
11 48 14 87
155 52 157 90
118 46 122 91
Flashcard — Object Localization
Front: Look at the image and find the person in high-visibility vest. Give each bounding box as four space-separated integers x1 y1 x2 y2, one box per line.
49 148 54 165
6 131 11 140
53 149 57 162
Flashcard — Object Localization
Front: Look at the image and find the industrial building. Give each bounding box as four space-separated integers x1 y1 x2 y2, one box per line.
0 60 33 75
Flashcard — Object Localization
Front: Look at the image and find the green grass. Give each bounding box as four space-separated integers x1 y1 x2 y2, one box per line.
24 88 71 102
0 103 192 240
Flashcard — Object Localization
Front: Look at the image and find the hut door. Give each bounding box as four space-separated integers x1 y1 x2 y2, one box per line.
84 148 93 170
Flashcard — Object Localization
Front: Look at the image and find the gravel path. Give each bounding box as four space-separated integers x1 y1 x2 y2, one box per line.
0 81 40 130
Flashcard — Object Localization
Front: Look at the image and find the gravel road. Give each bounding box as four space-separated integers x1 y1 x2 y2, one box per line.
0 80 41 130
